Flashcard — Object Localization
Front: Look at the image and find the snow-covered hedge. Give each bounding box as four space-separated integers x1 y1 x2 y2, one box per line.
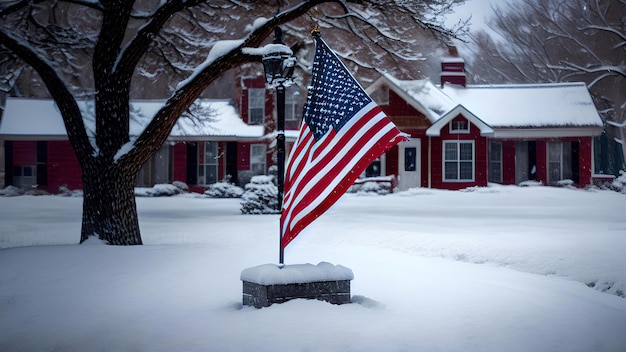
240 175 279 214
204 181 244 198
58 185 83 197
610 170 626 193
0 185 51 196
347 176 394 195
0 185 24 197
135 183 188 197
347 181 392 195
518 180 543 187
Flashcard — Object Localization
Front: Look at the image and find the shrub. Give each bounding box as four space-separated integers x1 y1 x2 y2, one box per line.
135 183 186 197
205 182 244 198
240 175 279 214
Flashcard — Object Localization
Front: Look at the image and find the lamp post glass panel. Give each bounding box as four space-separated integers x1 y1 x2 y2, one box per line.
262 27 295 265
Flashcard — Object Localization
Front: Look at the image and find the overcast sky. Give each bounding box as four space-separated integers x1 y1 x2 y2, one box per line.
445 0 500 32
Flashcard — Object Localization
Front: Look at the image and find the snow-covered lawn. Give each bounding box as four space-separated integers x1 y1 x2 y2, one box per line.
1 185 625 352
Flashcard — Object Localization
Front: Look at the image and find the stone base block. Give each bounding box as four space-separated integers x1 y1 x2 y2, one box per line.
243 279 351 308
240 262 354 308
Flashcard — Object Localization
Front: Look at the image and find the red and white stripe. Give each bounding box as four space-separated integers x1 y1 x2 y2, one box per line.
280 101 406 248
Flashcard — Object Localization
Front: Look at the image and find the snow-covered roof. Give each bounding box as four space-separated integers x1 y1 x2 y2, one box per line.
366 74 455 123
441 83 604 128
0 98 264 141
367 75 604 138
0 99 68 139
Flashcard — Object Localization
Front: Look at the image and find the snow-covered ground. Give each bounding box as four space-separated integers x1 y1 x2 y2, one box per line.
1 185 625 352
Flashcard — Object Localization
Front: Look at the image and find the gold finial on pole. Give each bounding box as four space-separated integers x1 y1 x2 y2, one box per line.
310 25 321 37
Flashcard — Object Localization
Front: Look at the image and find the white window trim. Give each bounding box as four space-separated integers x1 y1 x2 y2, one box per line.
250 144 267 175
443 140 475 182
285 89 299 121
548 141 571 184
248 88 265 125
488 140 503 183
449 119 470 134
198 141 218 186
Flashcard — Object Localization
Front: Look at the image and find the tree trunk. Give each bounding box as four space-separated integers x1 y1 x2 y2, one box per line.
80 159 142 245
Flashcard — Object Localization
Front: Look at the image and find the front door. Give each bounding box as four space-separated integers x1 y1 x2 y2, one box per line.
397 139 421 191
515 141 537 184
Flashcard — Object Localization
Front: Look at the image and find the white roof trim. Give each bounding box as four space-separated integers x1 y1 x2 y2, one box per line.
489 127 603 139
426 105 494 137
0 98 265 141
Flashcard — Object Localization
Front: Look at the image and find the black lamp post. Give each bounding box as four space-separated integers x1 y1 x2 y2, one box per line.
262 27 295 265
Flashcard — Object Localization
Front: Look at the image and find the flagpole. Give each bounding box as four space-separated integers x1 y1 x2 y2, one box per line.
261 26 295 266
277 82 286 265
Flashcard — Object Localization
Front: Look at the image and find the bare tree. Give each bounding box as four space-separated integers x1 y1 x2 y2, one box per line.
465 0 625 166
0 0 463 245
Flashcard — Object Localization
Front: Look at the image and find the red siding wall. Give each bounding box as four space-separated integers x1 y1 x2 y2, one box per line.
501 141 516 185
12 141 36 165
238 142 250 170
385 144 399 179
47 141 82 191
172 142 187 183
578 137 593 186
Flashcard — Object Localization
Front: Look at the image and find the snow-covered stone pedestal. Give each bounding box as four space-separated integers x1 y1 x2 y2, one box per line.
240 262 354 308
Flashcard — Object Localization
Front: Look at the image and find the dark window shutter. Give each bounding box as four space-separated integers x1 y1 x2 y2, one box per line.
186 142 198 185
36 141 47 186
4 141 13 186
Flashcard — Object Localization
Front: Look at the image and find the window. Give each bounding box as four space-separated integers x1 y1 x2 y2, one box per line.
250 144 266 175
366 157 382 177
13 165 37 188
405 147 417 172
443 141 474 181
136 145 171 187
198 141 218 185
488 140 502 183
248 88 265 125
449 119 469 134
285 88 299 121
548 141 574 184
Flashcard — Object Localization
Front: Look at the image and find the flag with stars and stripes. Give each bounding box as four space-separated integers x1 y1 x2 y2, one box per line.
280 32 407 248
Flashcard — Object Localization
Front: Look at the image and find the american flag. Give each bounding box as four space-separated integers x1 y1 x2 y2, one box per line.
280 33 407 248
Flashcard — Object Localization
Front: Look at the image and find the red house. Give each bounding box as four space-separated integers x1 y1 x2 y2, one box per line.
0 75 302 193
0 57 605 193
365 67 604 190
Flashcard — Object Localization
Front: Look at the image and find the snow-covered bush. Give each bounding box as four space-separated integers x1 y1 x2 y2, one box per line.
205 181 244 198
240 175 279 214
135 183 186 197
347 176 394 195
172 181 189 193
610 170 626 193
0 185 24 197
58 185 83 197
348 181 392 195
518 180 543 187
556 179 575 188
24 187 50 196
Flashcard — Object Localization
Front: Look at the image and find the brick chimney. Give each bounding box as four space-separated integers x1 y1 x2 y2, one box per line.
440 45 466 87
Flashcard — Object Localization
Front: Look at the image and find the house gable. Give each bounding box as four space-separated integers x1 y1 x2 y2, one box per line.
426 105 494 137
380 89 431 131
366 74 454 124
